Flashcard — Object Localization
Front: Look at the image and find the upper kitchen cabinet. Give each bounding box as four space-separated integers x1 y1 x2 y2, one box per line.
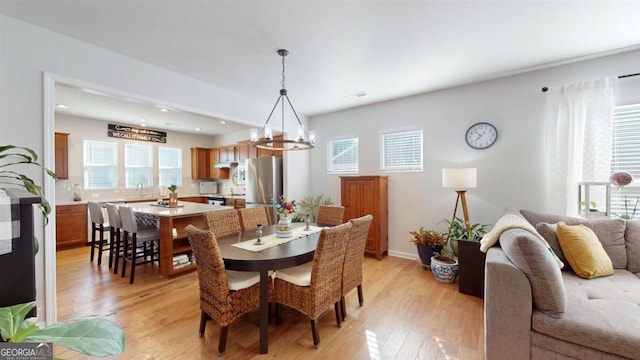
54 132 69 179
236 142 255 162
219 146 236 162
191 147 212 179
256 135 284 157
209 148 230 180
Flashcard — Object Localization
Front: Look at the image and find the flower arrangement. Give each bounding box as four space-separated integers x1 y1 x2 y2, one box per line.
610 171 639 220
273 196 296 215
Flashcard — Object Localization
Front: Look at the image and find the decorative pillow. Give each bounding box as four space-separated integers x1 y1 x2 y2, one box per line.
556 223 614 279
499 228 566 316
535 222 571 271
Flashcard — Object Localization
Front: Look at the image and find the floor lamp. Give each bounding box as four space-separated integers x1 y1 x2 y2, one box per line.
442 168 477 239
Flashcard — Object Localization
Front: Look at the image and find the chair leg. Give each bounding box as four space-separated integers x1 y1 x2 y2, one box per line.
90 224 96 262
113 229 121 275
199 311 210 336
340 296 347 321
129 234 137 284
97 225 104 265
275 303 282 326
357 284 364 306
334 302 342 327
310 319 320 348
121 232 128 278
108 227 114 269
218 326 228 355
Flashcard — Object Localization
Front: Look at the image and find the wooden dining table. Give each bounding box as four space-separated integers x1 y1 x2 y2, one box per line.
216 223 321 354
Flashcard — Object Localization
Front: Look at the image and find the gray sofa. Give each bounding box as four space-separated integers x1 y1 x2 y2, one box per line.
484 210 640 360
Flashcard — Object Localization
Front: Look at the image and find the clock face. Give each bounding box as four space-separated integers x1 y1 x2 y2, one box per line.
465 122 498 149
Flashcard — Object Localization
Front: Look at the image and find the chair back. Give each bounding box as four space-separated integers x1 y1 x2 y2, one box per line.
316 205 346 226
118 206 138 234
310 222 352 302
239 207 270 231
88 202 105 224
204 209 242 238
106 203 122 229
184 225 230 310
343 215 373 291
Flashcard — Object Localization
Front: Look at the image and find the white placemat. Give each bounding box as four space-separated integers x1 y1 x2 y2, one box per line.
232 225 324 252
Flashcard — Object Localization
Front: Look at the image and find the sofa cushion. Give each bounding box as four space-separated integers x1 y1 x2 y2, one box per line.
499 228 566 316
556 223 614 279
624 220 640 273
520 210 627 269
535 222 571 271
532 270 640 359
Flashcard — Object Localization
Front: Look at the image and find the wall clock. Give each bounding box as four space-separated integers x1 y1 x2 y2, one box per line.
465 122 498 149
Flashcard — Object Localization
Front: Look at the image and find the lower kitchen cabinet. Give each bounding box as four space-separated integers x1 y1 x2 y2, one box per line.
56 203 88 249
225 198 245 209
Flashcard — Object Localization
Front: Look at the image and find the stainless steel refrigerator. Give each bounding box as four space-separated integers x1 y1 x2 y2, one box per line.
245 156 283 225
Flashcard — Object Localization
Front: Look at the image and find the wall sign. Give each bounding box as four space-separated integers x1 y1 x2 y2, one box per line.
108 124 167 143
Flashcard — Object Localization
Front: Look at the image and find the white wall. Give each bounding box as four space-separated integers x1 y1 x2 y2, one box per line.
309 49 640 258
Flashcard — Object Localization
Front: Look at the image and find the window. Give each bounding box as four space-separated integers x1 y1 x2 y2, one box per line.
124 143 153 189
158 147 182 187
611 104 640 218
380 130 423 171
83 140 118 189
327 138 358 173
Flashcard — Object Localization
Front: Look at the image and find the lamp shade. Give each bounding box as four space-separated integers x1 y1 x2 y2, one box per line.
442 168 477 189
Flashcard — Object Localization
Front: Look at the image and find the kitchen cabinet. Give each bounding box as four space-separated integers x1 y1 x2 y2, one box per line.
219 146 236 162
225 198 245 209
55 132 69 179
210 148 230 180
179 196 207 204
236 142 254 162
340 176 388 260
191 147 212 179
255 135 284 158
56 203 88 249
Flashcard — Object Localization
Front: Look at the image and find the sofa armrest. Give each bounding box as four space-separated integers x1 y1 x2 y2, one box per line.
485 247 533 360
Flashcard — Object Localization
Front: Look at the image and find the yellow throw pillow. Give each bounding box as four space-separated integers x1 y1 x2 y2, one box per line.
556 223 614 279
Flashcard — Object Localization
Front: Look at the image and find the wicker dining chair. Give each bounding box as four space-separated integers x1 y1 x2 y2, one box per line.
204 209 242 238
184 225 262 355
274 221 352 348
238 207 270 231
316 205 345 227
340 214 373 320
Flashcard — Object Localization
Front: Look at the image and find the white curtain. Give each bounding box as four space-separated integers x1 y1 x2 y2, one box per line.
544 77 618 216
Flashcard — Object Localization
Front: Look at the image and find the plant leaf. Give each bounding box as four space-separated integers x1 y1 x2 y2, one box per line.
0 301 36 341
24 319 125 357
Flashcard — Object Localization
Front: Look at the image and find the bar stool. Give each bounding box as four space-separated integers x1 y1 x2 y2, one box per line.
119 206 160 284
88 202 110 266
106 203 123 274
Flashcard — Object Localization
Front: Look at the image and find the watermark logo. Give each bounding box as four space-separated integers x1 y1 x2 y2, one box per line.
0 342 53 360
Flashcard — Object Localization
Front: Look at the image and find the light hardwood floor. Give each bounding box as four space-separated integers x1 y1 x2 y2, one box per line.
55 247 485 359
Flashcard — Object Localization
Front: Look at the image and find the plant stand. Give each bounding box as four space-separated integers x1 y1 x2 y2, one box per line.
457 239 486 298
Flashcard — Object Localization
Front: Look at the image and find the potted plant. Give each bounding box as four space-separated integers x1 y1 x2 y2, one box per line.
439 217 490 255
409 227 444 269
167 184 178 208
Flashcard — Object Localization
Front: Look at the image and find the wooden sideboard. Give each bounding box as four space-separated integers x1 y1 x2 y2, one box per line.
340 176 389 259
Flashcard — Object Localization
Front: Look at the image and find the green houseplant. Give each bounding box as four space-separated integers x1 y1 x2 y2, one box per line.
439 217 490 255
0 145 57 224
167 184 178 208
295 194 333 222
409 227 444 269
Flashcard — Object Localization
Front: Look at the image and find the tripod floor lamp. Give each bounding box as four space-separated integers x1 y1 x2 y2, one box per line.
442 168 477 238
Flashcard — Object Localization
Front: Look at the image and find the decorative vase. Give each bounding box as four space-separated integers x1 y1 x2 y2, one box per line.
430 256 459 283
276 213 293 238
169 192 178 208
416 245 443 269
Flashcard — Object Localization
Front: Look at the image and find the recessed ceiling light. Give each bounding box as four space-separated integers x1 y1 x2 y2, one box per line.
195 127 201 131
140 123 147 127
159 108 169 112
56 104 68 109
220 121 227 125
139 118 146 122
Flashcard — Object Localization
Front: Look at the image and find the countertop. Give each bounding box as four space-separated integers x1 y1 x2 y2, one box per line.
124 201 233 217
56 193 246 206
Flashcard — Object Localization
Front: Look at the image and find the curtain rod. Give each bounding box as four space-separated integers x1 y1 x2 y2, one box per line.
541 72 640 92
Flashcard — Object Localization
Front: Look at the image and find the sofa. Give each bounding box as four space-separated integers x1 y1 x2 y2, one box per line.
484 209 640 360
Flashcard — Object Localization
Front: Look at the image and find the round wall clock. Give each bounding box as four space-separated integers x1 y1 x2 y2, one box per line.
465 122 498 149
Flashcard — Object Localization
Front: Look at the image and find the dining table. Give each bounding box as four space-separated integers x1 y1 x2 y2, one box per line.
216 222 323 354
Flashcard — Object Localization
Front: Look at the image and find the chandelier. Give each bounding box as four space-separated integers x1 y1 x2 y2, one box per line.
250 49 316 151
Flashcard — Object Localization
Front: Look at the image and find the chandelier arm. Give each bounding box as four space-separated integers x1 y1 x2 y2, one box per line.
263 95 284 127
283 94 304 127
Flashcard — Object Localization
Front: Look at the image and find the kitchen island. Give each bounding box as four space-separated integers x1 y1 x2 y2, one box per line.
126 201 233 278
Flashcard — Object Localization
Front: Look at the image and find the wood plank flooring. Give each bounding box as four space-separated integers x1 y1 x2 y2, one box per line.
55 247 485 359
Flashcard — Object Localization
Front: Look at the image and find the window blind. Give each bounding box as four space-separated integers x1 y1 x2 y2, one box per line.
83 140 118 189
125 143 153 188
327 138 358 173
159 147 182 187
611 104 640 218
380 130 423 171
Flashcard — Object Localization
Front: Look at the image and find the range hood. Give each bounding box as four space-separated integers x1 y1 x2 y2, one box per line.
214 161 238 168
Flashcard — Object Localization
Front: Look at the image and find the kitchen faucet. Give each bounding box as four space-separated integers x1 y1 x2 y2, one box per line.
136 182 144 197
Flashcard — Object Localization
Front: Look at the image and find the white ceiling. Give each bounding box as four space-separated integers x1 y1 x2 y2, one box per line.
2 1 640 135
